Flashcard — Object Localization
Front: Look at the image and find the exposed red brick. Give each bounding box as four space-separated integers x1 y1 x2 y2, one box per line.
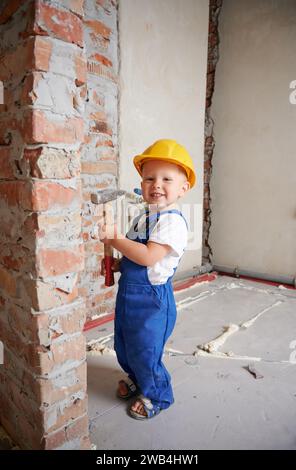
69 0 84 17
90 111 108 121
6 297 85 345
0 179 80 211
33 36 53 71
81 161 117 175
0 244 32 272
0 147 14 179
79 435 92 450
95 138 114 147
21 72 43 106
23 147 81 179
24 362 87 406
36 245 84 277
38 334 86 376
65 413 88 441
42 414 88 450
84 19 111 39
41 425 65 450
0 393 42 449
31 180 80 211
0 0 92 451
0 37 52 82
23 110 84 144
45 396 88 434
74 51 87 86
87 60 117 82
92 90 104 107
0 265 17 297
89 120 112 136
0 180 30 208
1 317 86 375
34 1 83 47
90 53 112 67
38 304 85 340
22 278 80 311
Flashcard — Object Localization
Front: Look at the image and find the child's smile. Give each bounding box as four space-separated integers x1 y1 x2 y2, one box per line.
141 160 190 209
150 191 165 200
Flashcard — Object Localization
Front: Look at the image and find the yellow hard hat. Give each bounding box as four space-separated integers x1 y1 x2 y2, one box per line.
133 139 196 188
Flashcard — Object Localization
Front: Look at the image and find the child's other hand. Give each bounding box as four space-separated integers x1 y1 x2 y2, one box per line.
100 257 121 276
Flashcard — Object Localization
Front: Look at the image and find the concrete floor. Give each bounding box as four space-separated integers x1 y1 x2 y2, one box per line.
85 275 296 450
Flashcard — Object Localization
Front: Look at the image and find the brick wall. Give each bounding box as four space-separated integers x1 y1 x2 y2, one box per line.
203 0 223 264
79 0 118 324
0 0 119 450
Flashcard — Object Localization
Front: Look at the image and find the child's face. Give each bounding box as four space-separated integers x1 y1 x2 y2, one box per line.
141 160 190 208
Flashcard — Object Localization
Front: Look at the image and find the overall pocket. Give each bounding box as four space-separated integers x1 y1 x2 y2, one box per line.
125 283 162 322
151 285 163 309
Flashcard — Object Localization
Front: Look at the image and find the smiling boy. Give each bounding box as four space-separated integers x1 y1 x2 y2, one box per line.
99 139 196 419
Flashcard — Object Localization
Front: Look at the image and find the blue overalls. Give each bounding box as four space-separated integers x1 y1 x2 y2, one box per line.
114 209 187 410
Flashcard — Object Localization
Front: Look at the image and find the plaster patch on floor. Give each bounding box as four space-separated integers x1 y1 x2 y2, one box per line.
241 300 283 328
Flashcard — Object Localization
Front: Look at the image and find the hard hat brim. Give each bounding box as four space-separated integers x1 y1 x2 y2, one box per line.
133 154 196 188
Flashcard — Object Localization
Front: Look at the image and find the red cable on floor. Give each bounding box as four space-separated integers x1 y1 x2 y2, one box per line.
84 270 295 331
216 270 296 291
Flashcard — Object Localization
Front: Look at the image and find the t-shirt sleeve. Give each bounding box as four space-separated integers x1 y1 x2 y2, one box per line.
148 213 188 257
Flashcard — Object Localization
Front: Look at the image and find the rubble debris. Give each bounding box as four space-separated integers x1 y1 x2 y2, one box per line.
165 347 185 356
241 300 283 329
86 334 116 356
245 363 264 379
199 324 239 353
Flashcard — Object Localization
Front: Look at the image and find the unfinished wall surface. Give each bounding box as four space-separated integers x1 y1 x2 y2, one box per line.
0 0 91 449
209 0 296 278
79 0 118 324
119 0 209 275
202 0 222 265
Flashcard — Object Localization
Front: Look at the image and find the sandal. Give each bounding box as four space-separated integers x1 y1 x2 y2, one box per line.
129 395 161 420
116 379 138 400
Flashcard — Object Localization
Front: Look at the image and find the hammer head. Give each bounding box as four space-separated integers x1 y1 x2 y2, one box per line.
91 189 126 205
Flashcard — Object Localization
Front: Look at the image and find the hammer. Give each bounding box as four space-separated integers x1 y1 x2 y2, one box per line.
91 189 144 286
91 189 125 287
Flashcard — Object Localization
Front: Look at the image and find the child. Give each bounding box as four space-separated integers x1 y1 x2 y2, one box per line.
99 139 196 420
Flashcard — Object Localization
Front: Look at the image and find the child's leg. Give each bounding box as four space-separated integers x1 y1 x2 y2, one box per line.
114 290 137 387
123 284 177 411
117 378 138 399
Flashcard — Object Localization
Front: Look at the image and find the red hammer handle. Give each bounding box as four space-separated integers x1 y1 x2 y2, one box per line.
104 244 114 287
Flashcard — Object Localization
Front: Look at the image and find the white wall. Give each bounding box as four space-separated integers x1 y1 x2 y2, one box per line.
209 0 296 278
118 0 209 274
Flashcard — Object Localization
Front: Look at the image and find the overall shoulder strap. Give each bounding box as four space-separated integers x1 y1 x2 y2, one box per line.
134 209 188 242
131 210 160 241
144 211 160 239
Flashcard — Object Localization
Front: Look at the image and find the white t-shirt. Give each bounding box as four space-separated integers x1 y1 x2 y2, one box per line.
135 212 188 285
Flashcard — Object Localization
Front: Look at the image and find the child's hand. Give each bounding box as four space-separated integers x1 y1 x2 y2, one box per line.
100 257 121 275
